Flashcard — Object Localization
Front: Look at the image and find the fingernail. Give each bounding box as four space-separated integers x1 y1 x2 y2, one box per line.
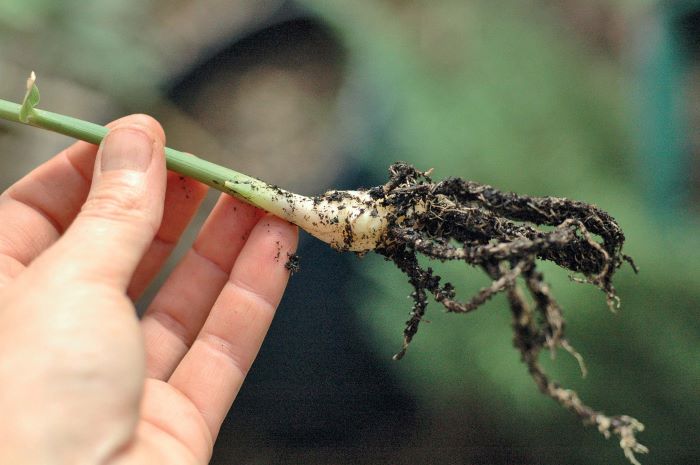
100 128 153 172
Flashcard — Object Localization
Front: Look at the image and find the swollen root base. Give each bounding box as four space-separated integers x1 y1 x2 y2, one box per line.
370 163 646 464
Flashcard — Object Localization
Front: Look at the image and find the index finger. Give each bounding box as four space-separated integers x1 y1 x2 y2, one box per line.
0 138 97 284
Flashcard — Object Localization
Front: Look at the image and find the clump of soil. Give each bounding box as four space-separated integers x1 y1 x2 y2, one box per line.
370 162 646 464
285 252 301 275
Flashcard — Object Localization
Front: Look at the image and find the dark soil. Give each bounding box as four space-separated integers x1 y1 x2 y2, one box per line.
369 162 646 464
285 252 301 275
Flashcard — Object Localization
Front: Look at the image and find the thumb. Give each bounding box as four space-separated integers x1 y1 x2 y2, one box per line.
49 116 167 289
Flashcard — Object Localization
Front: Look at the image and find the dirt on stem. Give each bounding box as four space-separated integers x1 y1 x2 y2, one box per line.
364 162 646 464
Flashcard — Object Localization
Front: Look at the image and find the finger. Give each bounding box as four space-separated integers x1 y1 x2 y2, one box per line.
141 194 264 380
37 116 167 289
168 215 297 440
0 140 96 285
0 115 164 285
137 379 213 464
127 172 209 299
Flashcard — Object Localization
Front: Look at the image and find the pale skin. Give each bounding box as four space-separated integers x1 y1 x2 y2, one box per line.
0 115 298 465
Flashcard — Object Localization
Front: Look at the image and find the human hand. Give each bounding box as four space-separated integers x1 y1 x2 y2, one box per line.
0 115 298 465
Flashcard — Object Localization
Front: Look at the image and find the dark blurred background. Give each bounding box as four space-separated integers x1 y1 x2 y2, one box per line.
1 1 699 464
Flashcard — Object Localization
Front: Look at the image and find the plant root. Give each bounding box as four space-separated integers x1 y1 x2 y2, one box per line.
368 162 646 464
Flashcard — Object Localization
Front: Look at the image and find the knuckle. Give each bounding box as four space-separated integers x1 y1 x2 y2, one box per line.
80 186 155 230
198 331 250 377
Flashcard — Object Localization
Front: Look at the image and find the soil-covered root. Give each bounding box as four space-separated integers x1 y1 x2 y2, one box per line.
365 162 645 464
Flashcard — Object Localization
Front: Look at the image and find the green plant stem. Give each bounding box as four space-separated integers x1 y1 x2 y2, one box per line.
0 97 295 218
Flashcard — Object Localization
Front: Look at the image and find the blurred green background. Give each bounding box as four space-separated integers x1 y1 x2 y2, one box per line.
1 1 698 464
